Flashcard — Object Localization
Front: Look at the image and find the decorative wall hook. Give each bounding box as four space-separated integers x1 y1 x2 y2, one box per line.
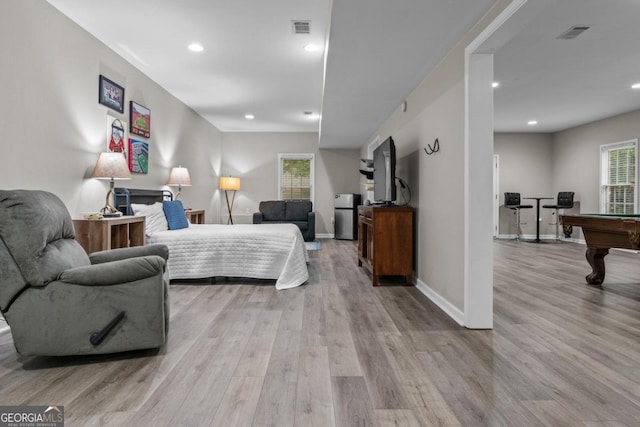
424 138 440 155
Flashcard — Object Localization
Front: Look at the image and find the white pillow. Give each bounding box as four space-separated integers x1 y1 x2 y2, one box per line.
131 202 169 235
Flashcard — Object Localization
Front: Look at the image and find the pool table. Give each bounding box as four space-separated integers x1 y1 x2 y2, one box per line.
561 214 640 285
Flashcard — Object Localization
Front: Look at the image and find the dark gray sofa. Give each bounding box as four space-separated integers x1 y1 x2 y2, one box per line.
253 200 315 241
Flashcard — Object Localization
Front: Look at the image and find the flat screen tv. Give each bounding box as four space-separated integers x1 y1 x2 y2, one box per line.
373 136 396 204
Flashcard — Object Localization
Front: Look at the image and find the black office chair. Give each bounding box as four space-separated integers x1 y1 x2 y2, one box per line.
504 192 533 240
543 191 574 240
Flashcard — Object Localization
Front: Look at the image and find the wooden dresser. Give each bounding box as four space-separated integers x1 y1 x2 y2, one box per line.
357 205 414 286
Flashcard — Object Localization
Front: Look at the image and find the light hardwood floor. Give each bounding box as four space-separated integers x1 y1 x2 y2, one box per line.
1 239 640 426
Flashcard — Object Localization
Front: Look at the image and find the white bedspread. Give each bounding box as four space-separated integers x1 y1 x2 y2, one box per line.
147 223 309 290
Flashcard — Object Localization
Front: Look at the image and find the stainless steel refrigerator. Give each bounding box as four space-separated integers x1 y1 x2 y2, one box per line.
334 193 362 240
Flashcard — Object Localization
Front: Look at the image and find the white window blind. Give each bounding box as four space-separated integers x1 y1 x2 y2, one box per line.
600 139 638 214
278 153 314 202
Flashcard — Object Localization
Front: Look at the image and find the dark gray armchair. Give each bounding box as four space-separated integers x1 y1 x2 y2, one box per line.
0 190 169 356
253 200 315 241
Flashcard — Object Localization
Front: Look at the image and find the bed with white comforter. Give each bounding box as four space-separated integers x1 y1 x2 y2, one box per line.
147 223 309 290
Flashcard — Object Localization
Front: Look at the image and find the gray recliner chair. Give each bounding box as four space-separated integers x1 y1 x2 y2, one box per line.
0 190 170 356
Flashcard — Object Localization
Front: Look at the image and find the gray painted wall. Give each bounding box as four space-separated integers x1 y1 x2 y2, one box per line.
1 0 224 222
494 132 555 237
553 108 640 215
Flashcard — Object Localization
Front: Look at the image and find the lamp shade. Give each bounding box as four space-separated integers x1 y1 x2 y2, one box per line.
219 176 240 191
91 152 132 180
167 167 192 187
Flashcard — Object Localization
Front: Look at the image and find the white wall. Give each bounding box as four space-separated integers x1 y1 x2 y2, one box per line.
221 133 361 234
0 0 224 222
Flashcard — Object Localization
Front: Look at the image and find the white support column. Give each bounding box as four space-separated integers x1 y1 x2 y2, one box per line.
464 52 494 329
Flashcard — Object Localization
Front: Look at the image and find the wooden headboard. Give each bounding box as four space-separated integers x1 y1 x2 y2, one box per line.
114 188 173 215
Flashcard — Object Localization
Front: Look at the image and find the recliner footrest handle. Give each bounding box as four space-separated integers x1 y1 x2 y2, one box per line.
90 311 125 346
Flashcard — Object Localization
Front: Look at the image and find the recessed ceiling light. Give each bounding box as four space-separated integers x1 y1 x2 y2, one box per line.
304 44 319 52
528 120 538 126
244 114 255 120
188 43 204 52
492 82 500 88
632 83 640 89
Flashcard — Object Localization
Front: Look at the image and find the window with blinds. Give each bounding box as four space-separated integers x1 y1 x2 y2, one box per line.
600 140 638 214
278 153 314 201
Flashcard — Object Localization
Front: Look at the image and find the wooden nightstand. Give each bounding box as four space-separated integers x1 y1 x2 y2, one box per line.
73 216 145 254
186 209 205 224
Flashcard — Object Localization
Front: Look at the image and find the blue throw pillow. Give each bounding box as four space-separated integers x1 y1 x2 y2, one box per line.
163 200 189 230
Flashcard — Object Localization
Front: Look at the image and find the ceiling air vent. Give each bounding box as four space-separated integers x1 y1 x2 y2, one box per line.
292 20 311 34
557 25 591 40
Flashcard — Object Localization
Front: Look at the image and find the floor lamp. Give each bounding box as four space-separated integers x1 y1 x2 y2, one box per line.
219 176 240 224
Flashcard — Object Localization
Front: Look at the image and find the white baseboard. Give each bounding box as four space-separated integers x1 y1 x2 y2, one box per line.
500 236 640 251
316 233 334 239
497 234 570 241
414 277 465 327
563 237 584 244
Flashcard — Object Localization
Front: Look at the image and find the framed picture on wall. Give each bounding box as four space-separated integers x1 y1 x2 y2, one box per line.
130 101 151 138
128 138 149 174
98 75 125 113
107 116 127 162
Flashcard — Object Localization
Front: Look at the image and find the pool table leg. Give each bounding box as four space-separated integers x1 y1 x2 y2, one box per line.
585 247 608 285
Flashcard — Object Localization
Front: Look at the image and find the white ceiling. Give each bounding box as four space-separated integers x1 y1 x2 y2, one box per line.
45 0 496 149
47 0 330 133
46 0 640 148
319 0 496 148
494 0 640 133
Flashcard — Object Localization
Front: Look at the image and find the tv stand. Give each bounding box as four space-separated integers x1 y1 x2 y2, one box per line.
357 205 413 286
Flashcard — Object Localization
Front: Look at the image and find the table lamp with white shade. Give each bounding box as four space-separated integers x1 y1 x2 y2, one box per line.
167 166 192 200
91 152 132 216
